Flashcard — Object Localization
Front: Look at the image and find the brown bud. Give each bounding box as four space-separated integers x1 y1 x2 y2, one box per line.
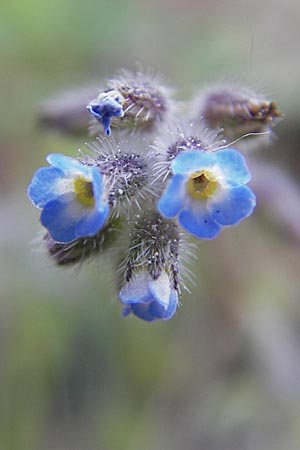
194 83 283 142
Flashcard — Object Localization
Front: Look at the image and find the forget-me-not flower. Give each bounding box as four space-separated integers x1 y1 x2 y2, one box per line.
28 154 109 243
119 270 178 322
157 148 256 239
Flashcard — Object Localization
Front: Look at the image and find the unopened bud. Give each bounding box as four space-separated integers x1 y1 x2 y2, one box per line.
193 83 282 142
45 217 122 266
117 211 184 321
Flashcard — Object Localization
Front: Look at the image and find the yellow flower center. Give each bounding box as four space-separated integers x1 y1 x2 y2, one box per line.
74 177 94 207
186 170 218 200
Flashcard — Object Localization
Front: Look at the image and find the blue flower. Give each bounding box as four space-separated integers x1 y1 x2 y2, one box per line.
157 149 256 239
28 154 109 243
87 90 124 135
119 271 178 322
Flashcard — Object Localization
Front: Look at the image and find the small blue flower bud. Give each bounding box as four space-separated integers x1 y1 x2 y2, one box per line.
88 68 175 135
117 211 188 321
120 270 178 322
87 90 125 136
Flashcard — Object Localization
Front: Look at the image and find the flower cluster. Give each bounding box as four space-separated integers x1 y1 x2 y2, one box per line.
28 68 282 322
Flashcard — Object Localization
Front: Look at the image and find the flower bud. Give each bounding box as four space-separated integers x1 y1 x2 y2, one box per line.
193 82 282 142
84 131 158 214
88 68 175 135
152 120 224 181
38 85 101 136
45 217 123 266
87 90 125 136
116 211 192 321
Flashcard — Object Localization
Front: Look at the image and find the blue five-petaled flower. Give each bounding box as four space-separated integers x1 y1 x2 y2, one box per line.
119 271 178 322
158 148 256 239
28 154 109 243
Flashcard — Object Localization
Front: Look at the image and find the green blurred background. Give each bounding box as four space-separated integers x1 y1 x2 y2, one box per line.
1 0 300 449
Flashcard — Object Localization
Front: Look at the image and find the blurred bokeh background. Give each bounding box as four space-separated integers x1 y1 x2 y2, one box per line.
1 0 300 449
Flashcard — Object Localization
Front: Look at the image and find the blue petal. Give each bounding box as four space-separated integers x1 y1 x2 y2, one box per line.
128 303 157 322
148 290 178 320
99 97 124 118
40 195 89 243
149 272 171 309
76 205 109 237
179 202 222 239
157 174 187 218
28 167 65 208
87 97 124 135
208 185 256 226
47 154 92 178
91 167 104 210
102 117 112 136
129 291 178 322
86 104 102 121
119 272 152 304
119 272 178 322
215 148 251 186
171 150 216 175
